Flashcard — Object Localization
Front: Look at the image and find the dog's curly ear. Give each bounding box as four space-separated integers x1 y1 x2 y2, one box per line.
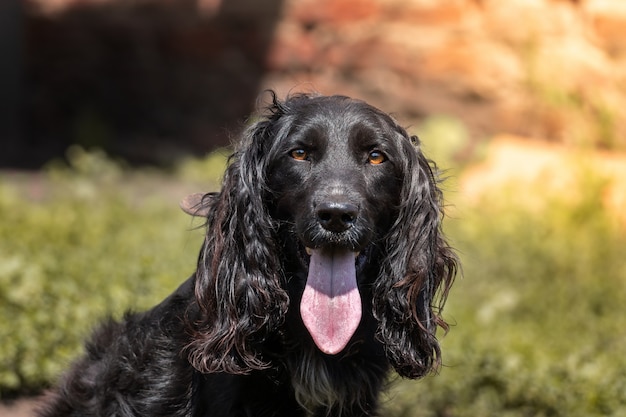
180 193 213 217
373 132 458 379
186 94 289 375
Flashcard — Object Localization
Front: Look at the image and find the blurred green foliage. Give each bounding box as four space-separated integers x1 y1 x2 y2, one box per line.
1 146 625 416
418 115 472 170
0 148 207 396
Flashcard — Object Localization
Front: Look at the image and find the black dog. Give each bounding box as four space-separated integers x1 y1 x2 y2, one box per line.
39 92 457 417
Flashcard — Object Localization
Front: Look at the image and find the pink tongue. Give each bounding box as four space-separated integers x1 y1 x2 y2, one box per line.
300 248 362 355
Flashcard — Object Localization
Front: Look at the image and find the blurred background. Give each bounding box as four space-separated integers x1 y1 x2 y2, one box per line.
1 0 625 415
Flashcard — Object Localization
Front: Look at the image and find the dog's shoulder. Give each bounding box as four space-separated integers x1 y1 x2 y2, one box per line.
38 277 199 417
82 275 198 381
147 274 198 325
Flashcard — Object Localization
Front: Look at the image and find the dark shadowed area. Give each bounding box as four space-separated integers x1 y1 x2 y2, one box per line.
4 0 283 167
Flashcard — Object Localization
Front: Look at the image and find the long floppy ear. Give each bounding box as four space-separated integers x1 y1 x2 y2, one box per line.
373 132 458 379
186 98 289 375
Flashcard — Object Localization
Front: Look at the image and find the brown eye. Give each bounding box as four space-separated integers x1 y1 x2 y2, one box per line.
290 149 308 161
368 150 386 165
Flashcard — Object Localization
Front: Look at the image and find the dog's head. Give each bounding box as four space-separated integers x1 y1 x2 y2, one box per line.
184 92 457 379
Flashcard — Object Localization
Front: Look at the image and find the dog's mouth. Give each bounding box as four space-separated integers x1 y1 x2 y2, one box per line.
298 245 366 355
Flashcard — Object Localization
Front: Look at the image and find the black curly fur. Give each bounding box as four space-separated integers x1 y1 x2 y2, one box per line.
39 92 457 417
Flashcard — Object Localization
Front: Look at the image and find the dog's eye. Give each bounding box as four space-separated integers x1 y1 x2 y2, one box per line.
368 150 387 165
290 149 309 161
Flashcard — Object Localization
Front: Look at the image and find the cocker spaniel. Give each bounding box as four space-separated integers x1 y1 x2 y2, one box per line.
39 92 458 417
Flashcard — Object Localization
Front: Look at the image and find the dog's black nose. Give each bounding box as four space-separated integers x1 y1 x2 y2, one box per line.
316 202 359 232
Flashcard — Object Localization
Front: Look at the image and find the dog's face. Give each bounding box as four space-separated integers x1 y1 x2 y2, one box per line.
264 97 406 354
268 98 403 251
186 93 456 378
